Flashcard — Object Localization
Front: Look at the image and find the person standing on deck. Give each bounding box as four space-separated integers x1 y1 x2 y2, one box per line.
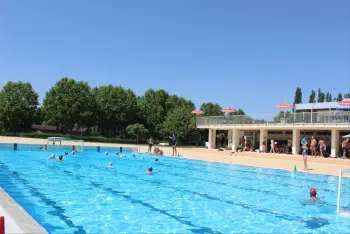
311 136 317 157
148 137 153 154
301 136 309 170
169 134 177 156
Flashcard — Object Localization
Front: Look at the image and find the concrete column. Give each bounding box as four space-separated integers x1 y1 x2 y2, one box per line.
208 129 212 149
228 130 233 148
292 129 300 155
211 129 216 149
259 129 268 151
331 129 339 158
231 129 240 151
252 132 256 150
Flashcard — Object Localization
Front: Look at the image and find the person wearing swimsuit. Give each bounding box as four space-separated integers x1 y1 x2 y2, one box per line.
270 139 275 153
170 134 177 156
148 137 153 154
318 138 324 157
301 136 308 170
311 136 317 157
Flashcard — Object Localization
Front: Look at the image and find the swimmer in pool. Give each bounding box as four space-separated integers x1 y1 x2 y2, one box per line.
155 158 159 162
310 188 319 201
57 155 64 162
116 152 119 156
105 162 113 168
132 154 136 158
104 152 108 156
65 152 68 156
141 157 144 160
147 167 153 175
71 151 75 155
48 154 55 159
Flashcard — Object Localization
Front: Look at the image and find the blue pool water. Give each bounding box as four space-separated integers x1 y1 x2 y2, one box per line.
0 149 349 233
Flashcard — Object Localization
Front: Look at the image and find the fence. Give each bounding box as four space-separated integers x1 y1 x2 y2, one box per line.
196 111 350 126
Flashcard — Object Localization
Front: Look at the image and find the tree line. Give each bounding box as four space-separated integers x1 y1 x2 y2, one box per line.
293 87 349 105
0 78 246 144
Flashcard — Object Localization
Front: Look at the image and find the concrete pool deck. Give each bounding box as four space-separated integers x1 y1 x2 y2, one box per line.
0 136 349 232
0 188 47 234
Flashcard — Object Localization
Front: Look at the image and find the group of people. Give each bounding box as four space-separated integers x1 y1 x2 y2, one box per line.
147 134 178 156
47 150 77 162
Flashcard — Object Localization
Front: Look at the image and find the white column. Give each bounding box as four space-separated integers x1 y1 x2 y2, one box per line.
292 129 300 155
211 129 216 149
231 129 240 151
259 129 268 151
228 130 233 148
208 129 212 149
331 129 339 158
252 132 256 150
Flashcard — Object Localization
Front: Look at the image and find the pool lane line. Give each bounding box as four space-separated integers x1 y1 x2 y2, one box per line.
149 155 338 186
0 162 87 234
84 155 337 195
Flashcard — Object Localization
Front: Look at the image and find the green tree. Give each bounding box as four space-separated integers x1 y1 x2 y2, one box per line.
317 88 325 103
42 78 95 133
95 85 139 137
344 93 350 99
273 110 292 122
229 108 246 116
0 81 39 134
293 87 302 105
336 93 343 101
161 105 196 144
137 89 169 136
325 92 332 102
126 123 149 144
200 102 223 116
308 90 316 103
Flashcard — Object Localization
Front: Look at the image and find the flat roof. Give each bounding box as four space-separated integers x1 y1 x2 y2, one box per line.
295 102 339 110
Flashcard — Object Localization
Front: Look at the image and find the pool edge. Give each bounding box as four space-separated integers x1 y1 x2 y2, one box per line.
0 187 48 234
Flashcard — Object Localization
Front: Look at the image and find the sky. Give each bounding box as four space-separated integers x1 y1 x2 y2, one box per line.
0 0 349 117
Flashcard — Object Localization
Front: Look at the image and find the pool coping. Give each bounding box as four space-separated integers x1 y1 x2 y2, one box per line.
0 187 48 234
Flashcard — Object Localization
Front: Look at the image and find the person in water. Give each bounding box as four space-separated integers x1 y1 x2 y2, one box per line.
105 162 113 168
310 188 319 200
147 167 153 175
57 155 64 162
48 154 55 159
141 156 144 160
116 152 119 156
155 158 159 162
104 152 108 156
65 152 68 156
132 154 136 158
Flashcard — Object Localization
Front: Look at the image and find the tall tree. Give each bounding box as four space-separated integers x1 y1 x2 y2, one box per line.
325 92 332 102
0 81 39 134
336 93 343 101
200 102 223 116
273 111 292 122
42 78 95 133
126 123 148 144
161 105 196 144
344 93 350 99
95 85 138 137
293 87 302 105
308 90 316 103
317 88 325 103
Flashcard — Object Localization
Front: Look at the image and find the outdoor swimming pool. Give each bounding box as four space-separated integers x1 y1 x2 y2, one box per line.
0 149 349 233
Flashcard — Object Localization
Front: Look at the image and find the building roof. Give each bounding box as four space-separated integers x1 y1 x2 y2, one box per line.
295 102 339 111
31 125 87 132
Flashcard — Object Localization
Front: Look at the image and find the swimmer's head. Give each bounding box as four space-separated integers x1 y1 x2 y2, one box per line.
141 157 144 160
148 167 153 172
105 152 108 155
65 152 68 155
310 188 317 197
51 154 55 158
116 152 119 155
155 158 159 162
59 155 63 160
109 162 112 166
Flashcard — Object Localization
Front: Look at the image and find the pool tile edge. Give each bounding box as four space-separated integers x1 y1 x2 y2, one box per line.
0 187 48 234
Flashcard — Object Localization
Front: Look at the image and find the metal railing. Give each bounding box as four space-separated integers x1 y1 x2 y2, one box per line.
196 111 350 126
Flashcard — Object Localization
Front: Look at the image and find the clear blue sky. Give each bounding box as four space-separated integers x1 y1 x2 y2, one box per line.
1 0 349 116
